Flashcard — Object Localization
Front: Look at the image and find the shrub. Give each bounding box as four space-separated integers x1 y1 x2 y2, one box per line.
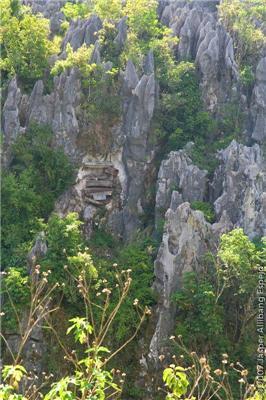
0 1 58 85
218 0 266 65
1 267 30 332
173 229 262 376
40 213 97 302
154 62 214 157
62 1 90 21
1 124 74 267
51 43 97 77
94 0 122 21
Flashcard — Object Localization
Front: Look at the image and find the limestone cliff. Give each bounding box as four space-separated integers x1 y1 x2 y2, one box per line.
2 0 266 395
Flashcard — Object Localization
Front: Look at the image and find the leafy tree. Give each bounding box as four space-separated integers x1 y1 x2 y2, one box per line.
62 1 90 21
1 124 74 267
174 229 263 371
154 62 214 156
124 0 160 43
218 0 266 65
0 1 58 84
41 213 98 302
1 243 148 399
93 0 122 21
51 43 97 77
1 267 30 332
174 272 225 354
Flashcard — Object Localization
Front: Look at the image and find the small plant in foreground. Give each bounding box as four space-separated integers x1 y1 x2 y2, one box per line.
161 336 263 400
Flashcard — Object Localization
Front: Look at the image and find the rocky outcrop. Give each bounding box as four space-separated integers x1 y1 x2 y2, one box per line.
62 15 102 50
149 138 265 364
2 56 156 240
149 201 216 363
2 78 23 166
160 0 238 113
27 232 48 273
22 0 67 34
27 68 81 159
155 150 208 226
2 68 82 163
211 140 266 238
251 57 266 143
116 57 156 239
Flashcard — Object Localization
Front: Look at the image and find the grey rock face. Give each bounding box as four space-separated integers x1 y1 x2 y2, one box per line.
211 140 266 238
22 0 67 34
149 202 215 363
155 150 208 226
119 59 156 239
62 15 102 50
2 78 22 166
114 17 128 50
161 0 238 112
251 57 266 143
28 68 81 160
27 232 48 273
2 68 82 162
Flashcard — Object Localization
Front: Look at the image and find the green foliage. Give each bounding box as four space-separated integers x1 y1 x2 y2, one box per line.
90 235 155 344
2 365 27 386
1 365 28 396
173 229 262 372
218 228 258 294
163 366 189 399
82 66 121 123
0 0 58 85
218 0 266 65
62 1 90 21
154 62 214 157
1 124 74 267
11 124 74 205
121 0 176 67
93 0 122 21
67 317 93 344
41 213 97 301
51 43 121 123
124 0 160 44
188 99 244 173
98 21 122 65
191 201 215 223
174 273 225 352
1 267 30 331
240 65 255 87
51 43 96 77
1 170 43 266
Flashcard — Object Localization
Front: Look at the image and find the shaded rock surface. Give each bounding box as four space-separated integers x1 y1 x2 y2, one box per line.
2 78 23 166
22 0 67 34
251 57 266 143
160 0 238 113
211 140 266 238
155 150 208 226
149 201 216 363
62 14 102 50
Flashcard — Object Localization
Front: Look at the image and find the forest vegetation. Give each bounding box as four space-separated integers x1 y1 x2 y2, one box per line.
0 0 265 399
